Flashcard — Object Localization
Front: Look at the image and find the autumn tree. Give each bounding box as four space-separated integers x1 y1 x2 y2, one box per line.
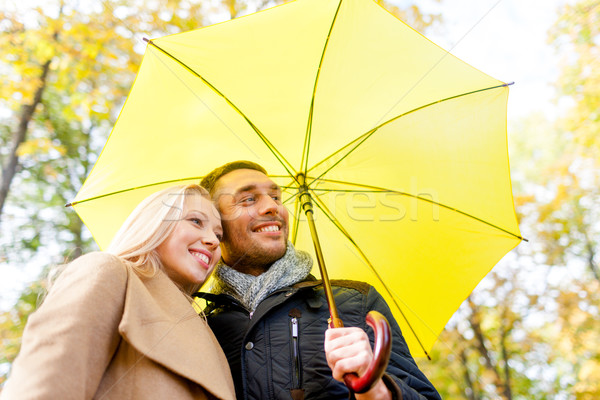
418 255 560 399
418 2 600 397
546 0 600 396
547 0 600 283
0 0 212 383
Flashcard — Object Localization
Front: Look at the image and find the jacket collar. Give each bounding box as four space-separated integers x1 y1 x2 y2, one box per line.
199 275 325 325
119 268 234 400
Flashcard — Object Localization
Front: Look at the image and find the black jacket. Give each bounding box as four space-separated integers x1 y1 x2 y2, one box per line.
198 277 440 400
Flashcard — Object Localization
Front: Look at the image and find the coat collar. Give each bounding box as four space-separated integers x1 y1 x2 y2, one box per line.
119 267 234 400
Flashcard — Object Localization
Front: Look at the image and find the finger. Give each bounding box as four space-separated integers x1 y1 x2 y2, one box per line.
327 347 373 381
325 328 369 353
325 335 373 362
325 327 364 340
324 329 374 380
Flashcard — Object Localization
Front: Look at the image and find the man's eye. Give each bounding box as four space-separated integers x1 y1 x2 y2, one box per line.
239 196 255 204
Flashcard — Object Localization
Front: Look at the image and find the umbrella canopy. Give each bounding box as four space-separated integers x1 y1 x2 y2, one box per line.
72 0 523 357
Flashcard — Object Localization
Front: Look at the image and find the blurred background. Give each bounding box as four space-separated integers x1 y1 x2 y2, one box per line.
1 0 598 398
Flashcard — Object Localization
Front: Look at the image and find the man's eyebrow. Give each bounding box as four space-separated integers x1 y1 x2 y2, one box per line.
235 184 257 194
235 183 280 194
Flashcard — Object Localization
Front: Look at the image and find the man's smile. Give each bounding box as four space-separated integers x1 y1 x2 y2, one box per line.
252 222 282 233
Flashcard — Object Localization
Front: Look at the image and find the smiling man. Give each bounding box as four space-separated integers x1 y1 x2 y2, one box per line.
212 167 289 277
197 161 440 400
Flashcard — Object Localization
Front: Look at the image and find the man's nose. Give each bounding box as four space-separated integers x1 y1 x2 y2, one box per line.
257 194 279 215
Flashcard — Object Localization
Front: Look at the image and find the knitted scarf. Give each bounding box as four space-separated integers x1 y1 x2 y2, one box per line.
211 242 313 312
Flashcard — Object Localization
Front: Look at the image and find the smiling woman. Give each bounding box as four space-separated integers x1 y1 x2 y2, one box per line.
155 192 223 293
0 184 235 400
109 184 223 295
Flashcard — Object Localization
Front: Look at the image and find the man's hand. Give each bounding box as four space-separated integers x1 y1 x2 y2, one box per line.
324 327 392 400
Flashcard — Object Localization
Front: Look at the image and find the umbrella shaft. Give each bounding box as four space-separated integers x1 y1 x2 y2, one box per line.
299 187 343 328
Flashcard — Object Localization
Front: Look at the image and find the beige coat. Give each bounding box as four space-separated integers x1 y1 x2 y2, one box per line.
1 252 235 400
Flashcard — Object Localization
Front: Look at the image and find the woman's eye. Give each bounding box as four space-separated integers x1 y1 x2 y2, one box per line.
190 218 204 226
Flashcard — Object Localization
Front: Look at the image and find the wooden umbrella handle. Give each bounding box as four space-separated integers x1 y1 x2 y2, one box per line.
343 311 392 394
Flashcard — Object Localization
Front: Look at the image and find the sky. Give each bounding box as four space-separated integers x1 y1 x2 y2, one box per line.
423 0 569 122
0 0 572 310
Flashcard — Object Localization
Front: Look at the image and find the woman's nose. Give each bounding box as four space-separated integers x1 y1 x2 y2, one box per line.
202 231 220 248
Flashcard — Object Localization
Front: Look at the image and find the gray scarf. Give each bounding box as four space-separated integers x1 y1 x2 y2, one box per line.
211 242 313 311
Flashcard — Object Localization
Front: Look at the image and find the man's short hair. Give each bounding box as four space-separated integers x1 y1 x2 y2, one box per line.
201 160 267 194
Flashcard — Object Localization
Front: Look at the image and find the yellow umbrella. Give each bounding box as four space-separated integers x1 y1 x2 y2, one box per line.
71 0 523 359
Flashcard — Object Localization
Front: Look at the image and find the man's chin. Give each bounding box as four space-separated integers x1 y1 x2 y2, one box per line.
256 241 287 262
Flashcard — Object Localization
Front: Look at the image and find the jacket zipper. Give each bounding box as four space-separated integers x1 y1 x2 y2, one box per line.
290 316 301 389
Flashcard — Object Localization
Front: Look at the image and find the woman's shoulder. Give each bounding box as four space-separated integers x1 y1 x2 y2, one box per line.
68 251 123 267
56 251 129 288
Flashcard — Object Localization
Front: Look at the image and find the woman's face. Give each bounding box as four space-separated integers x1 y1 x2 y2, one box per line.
157 194 223 290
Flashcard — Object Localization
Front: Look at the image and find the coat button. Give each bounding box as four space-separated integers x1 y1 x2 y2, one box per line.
245 342 254 350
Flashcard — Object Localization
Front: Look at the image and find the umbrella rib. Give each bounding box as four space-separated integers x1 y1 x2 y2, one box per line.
300 0 344 173
291 195 301 246
306 82 514 183
309 190 430 359
66 177 207 207
311 177 526 242
69 174 299 206
145 39 296 178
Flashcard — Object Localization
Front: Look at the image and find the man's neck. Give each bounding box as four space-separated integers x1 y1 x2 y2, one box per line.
240 264 269 276
222 258 272 276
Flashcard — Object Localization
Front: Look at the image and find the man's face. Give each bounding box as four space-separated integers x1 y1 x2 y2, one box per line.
213 169 289 274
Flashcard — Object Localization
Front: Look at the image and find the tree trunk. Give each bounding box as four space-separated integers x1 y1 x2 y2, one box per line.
459 347 480 400
585 240 600 283
65 123 95 260
499 310 513 400
467 297 511 400
0 59 51 222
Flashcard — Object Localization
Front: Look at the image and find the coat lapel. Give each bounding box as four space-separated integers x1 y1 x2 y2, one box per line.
119 268 234 400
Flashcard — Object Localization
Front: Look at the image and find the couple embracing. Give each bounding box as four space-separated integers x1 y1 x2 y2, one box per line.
2 161 440 400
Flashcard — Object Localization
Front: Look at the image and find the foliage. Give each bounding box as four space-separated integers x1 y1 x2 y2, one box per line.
417 1 600 397
549 0 600 158
0 0 218 384
0 280 46 386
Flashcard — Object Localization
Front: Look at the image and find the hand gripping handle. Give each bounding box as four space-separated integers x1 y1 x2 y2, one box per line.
343 311 392 394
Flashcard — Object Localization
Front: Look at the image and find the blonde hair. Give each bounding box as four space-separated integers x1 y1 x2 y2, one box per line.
107 184 211 294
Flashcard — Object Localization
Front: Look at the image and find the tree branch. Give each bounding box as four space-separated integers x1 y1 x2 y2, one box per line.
499 307 513 400
467 297 510 400
459 347 480 400
0 59 52 222
585 238 599 283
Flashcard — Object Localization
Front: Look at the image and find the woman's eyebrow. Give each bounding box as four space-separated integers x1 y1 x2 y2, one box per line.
185 210 208 217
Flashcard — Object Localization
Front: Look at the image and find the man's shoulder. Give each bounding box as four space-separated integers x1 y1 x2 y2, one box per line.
330 279 372 295
293 276 372 296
